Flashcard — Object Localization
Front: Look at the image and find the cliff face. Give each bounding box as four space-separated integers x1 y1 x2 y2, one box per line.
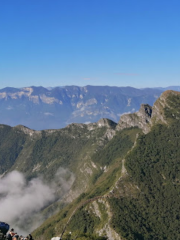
116 104 152 133
151 90 180 124
116 90 180 133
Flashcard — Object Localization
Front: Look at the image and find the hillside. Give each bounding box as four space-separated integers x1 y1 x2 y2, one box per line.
1 90 180 239
31 90 180 240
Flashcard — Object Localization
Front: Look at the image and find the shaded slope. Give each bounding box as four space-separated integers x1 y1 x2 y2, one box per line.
0 125 27 174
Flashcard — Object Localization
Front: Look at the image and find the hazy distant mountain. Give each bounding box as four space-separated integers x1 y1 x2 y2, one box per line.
0 85 179 130
153 86 180 91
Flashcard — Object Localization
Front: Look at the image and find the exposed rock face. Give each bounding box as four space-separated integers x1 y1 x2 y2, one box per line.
116 104 152 133
87 118 117 140
97 118 117 129
116 90 180 134
14 125 41 136
151 90 180 124
89 199 122 240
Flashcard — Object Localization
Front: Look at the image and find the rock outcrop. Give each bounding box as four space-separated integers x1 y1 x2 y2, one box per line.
151 90 180 124
116 90 180 134
116 104 152 133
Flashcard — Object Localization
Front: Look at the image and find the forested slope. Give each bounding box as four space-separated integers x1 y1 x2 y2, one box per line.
1 90 180 240
32 90 180 240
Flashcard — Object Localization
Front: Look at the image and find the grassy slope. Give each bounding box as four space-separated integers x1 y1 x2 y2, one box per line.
0 123 109 179
3 91 180 240
32 127 140 240
33 93 180 240
0 122 113 238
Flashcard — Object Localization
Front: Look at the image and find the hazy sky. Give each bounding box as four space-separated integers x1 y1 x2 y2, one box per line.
0 0 180 89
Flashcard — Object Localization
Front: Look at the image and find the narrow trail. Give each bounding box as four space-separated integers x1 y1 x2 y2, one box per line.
59 195 109 239
59 135 139 239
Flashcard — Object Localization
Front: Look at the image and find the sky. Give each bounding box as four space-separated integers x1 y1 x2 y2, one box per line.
0 0 180 89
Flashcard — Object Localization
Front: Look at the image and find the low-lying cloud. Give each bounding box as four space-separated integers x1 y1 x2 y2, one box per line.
0 168 75 236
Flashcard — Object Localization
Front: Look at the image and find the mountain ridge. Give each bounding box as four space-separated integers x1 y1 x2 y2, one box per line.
0 85 176 130
32 90 180 240
1 90 180 239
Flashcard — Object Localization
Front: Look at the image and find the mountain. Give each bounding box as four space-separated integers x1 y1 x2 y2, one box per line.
0 117 119 235
1 90 180 239
0 85 170 130
154 86 180 91
32 90 180 240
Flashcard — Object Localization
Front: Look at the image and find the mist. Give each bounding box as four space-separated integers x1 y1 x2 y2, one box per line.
0 168 75 236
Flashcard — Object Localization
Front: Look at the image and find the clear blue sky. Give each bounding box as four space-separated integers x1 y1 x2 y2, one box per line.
0 0 180 89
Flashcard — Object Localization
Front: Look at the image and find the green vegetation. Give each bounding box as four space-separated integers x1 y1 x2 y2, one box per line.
110 121 180 239
68 208 100 234
164 93 180 121
92 127 141 166
87 162 122 198
3 91 180 240
0 123 110 179
62 233 107 240
0 125 26 173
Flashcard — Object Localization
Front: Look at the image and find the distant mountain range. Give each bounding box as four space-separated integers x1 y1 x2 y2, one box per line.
1 90 180 239
0 85 179 130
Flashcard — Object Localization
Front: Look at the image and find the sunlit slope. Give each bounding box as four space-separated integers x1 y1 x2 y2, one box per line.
110 91 180 239
0 120 117 193
32 127 141 240
33 90 180 240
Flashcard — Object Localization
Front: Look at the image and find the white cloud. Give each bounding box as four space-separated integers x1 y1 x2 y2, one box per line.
6 106 13 110
0 168 75 236
44 112 54 116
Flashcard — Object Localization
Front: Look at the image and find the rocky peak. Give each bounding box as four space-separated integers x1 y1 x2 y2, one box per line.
116 90 180 133
14 125 40 136
97 118 117 129
116 104 152 133
151 90 180 124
